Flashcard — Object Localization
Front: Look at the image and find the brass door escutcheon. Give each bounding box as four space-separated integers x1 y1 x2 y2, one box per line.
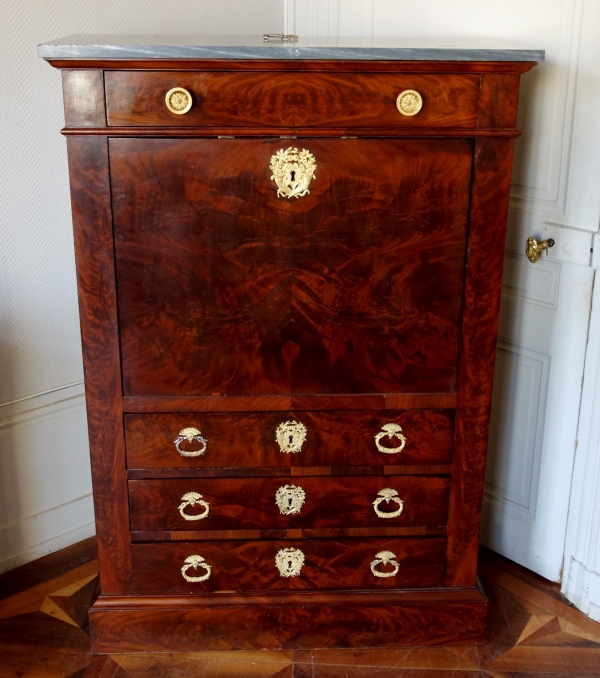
526 236 555 263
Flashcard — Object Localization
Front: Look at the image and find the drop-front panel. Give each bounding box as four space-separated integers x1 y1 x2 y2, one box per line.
111 137 471 396
41 39 540 652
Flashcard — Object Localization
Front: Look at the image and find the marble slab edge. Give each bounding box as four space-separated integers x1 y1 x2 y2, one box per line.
37 44 545 62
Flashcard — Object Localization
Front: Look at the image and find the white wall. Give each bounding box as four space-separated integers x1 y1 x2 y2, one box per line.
0 0 282 574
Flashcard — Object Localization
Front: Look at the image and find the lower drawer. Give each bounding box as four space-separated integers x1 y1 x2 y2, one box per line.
129 476 450 532
131 538 446 593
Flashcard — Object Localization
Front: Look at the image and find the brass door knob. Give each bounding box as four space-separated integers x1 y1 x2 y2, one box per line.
165 87 192 114
526 237 555 263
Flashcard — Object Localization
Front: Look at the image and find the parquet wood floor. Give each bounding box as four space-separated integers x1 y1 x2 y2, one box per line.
0 540 599 677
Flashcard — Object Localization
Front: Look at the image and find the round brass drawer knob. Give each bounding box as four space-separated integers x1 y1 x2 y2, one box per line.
165 87 193 115
396 89 423 117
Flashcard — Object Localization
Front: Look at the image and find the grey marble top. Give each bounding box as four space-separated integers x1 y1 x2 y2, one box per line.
37 35 544 62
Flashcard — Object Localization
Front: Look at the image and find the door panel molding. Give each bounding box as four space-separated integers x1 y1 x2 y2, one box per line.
502 252 561 311
484 341 550 524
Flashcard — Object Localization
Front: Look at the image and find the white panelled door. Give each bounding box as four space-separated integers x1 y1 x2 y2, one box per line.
287 0 600 581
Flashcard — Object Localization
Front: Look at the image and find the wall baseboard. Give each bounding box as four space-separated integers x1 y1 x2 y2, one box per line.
0 384 95 575
0 497 95 575
562 558 600 622
0 382 85 424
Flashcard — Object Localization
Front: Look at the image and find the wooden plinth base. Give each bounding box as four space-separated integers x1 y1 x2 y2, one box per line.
89 587 488 653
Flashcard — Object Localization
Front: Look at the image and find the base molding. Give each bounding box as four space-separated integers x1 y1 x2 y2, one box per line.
89 587 488 653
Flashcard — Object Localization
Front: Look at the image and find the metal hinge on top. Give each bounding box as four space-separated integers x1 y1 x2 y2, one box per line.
264 34 298 42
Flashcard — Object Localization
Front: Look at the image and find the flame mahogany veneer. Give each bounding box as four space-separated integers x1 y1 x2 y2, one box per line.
47 52 538 652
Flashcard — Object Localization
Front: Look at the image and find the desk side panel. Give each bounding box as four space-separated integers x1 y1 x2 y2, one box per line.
67 135 132 593
445 136 516 586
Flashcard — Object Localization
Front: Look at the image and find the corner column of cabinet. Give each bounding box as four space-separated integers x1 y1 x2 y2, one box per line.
64 69 134 595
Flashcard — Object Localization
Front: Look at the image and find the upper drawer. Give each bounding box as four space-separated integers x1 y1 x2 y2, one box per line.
104 71 480 128
125 410 455 470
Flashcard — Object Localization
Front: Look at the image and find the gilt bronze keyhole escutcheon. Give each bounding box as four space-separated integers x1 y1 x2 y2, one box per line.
276 421 307 453
270 147 316 198
275 484 306 515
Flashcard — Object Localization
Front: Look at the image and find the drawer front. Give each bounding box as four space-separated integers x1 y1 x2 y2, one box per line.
131 538 446 593
125 410 454 469
129 476 450 532
105 71 479 128
111 137 471 396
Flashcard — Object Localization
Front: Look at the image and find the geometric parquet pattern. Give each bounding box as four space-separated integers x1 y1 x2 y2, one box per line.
1 541 599 677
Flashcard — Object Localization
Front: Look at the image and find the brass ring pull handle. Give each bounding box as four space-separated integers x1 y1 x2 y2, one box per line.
374 423 407 454
181 555 212 582
373 488 404 518
165 87 192 115
276 421 307 453
396 90 423 116
370 550 400 578
275 484 306 515
275 547 305 577
178 492 210 521
526 236 555 263
174 427 207 457
270 147 317 199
